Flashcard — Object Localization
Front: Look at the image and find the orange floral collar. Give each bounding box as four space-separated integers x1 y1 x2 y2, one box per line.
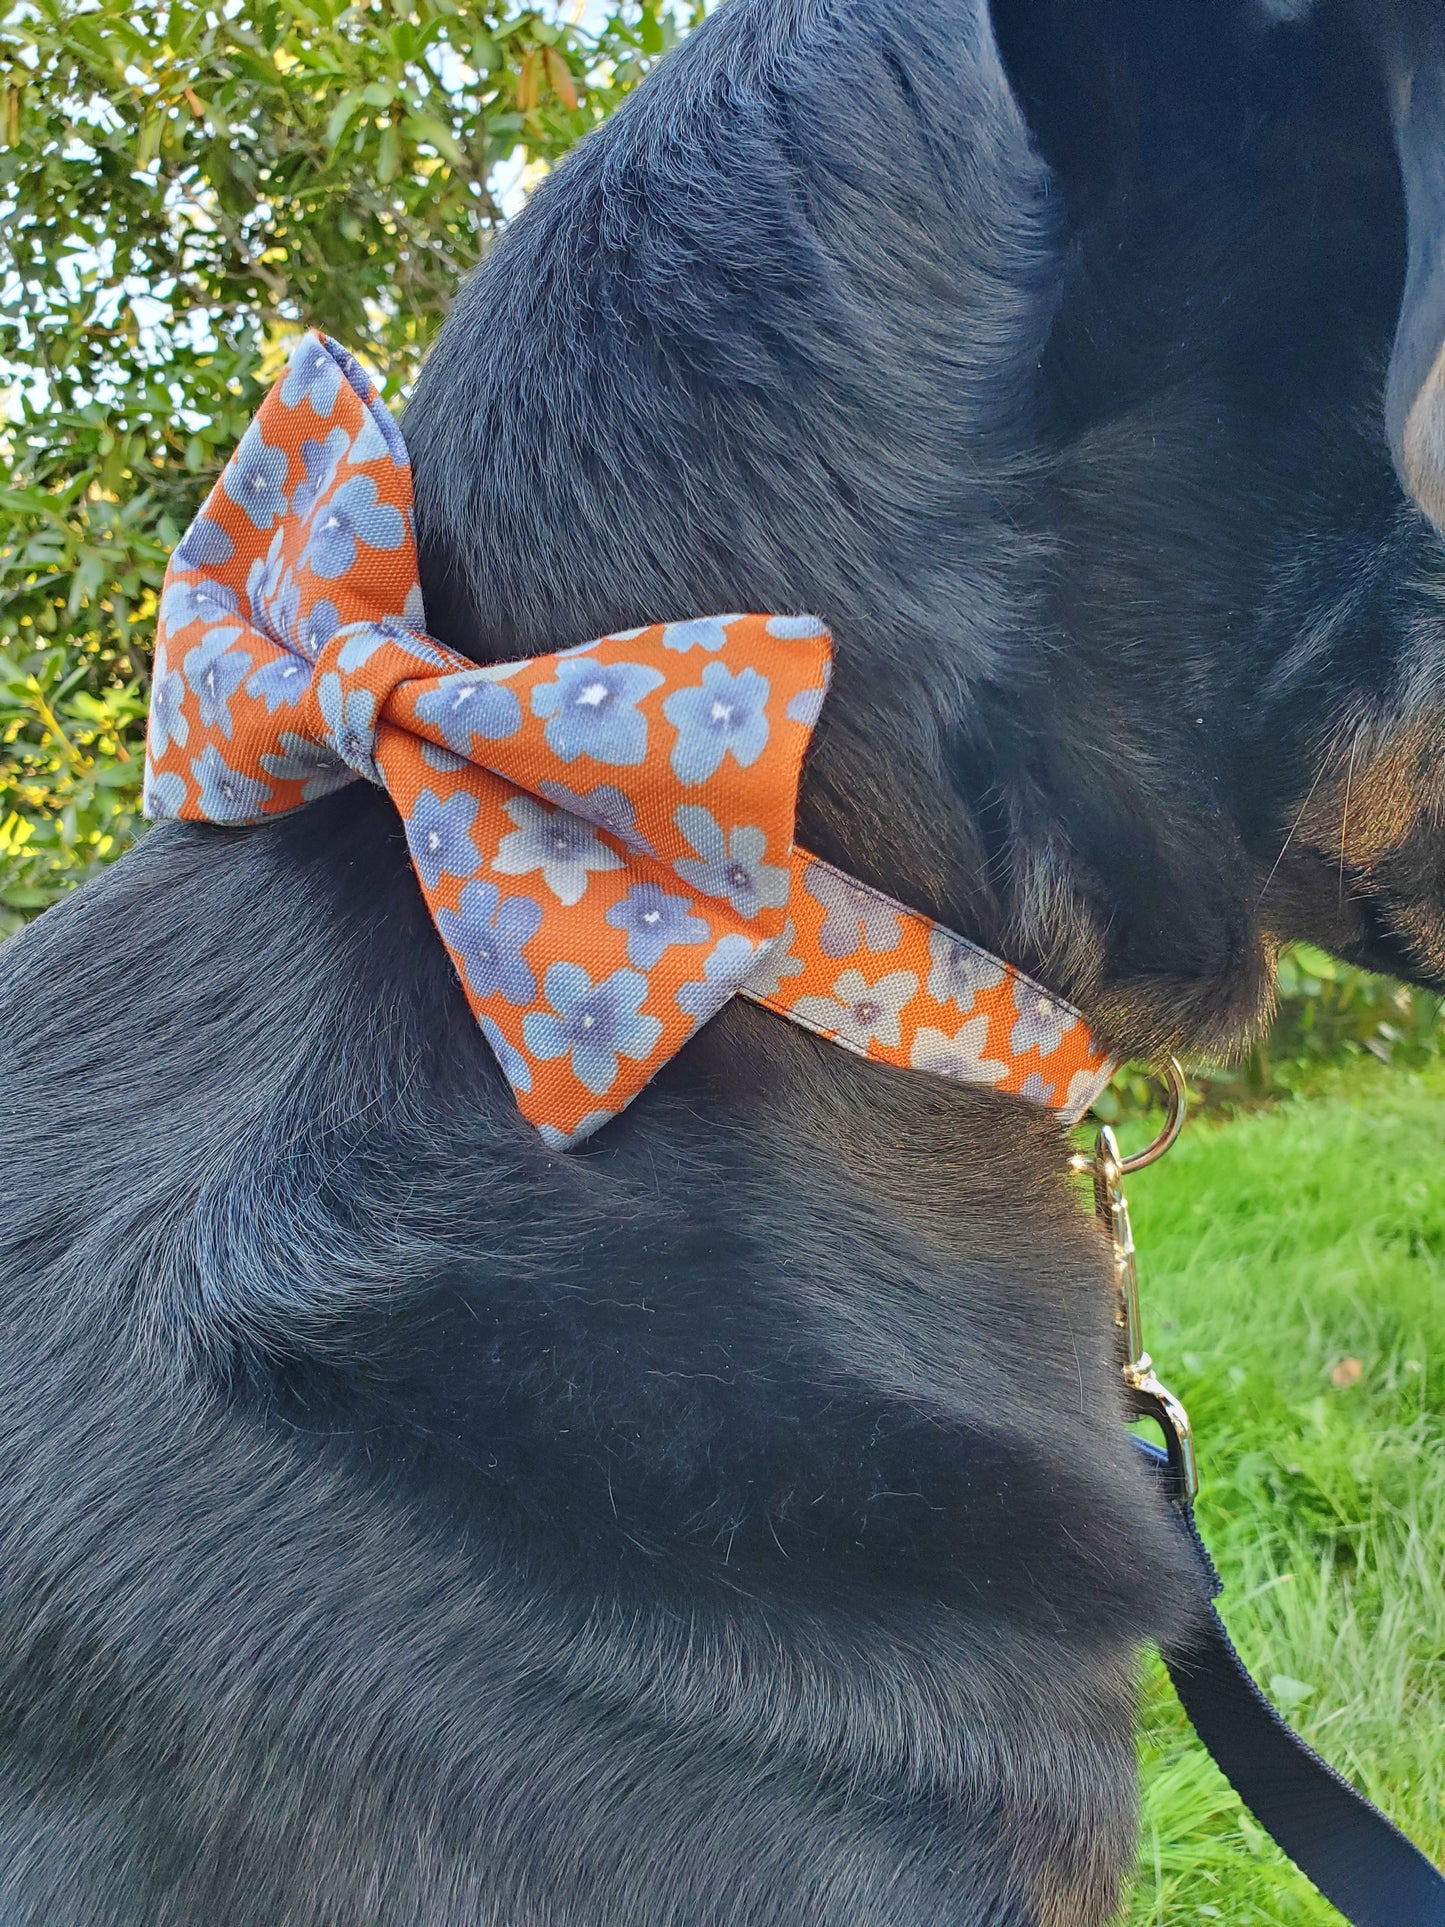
143 333 1115 1146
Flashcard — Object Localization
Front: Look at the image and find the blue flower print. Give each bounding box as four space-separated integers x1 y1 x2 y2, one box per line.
785 657 831 726
785 685 827 726
316 671 379 780
300 475 405 580
664 662 771 785
292 426 351 519
246 651 311 714
661 617 742 653
294 597 342 659
183 627 252 738
258 732 351 803
740 920 805 999
605 881 708 970
536 780 655 855
173 515 233 569
793 967 919 1053
926 927 1007 1013
348 396 408 468
415 669 523 754
522 963 663 1097
404 788 480 890
280 335 344 417
1061 1066 1108 1121
142 767 187 819
435 879 541 1004
160 576 239 634
421 741 466 774
333 619 444 674
538 1110 616 1149
673 806 789 919
530 657 664 767
149 644 189 756
1019 1071 1056 1106
802 864 902 959
491 795 624 906
191 743 272 821
244 524 338 657
909 1016 1007 1087
243 526 287 619
222 419 289 531
479 1014 533 1096
675 933 762 1025
327 339 373 407
1009 978 1077 1059
766 614 828 640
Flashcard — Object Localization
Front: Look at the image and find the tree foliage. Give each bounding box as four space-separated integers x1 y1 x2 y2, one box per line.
2 0 1439 1095
0 0 694 932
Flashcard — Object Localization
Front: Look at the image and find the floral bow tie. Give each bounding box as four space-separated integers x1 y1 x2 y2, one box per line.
143 332 1115 1145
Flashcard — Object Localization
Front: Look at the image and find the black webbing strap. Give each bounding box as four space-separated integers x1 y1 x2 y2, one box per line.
1134 1437 1445 1925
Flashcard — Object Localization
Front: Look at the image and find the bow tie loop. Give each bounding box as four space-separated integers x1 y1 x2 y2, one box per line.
144 331 1116 1144
143 333 835 1143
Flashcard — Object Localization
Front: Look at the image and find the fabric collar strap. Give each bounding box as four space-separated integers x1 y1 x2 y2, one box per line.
142 332 1116 1146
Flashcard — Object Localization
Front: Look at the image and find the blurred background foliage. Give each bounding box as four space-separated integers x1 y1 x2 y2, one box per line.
1099 947 1444 1122
0 0 695 926
2 0 1441 1105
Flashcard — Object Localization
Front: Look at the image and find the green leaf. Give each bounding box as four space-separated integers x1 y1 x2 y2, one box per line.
376 120 399 183
0 0 700 928
94 758 141 789
1267 1676 1316 1712
401 111 463 164
324 87 365 148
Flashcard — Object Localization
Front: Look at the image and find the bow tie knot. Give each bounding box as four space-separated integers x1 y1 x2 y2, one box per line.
145 331 1115 1144
144 333 834 1143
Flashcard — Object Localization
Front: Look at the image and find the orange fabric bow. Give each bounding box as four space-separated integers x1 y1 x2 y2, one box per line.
144 333 1115 1144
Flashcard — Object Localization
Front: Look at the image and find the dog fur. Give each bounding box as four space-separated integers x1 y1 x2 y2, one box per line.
1 0 1443 1920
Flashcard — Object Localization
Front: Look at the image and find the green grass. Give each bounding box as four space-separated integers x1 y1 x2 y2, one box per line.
1116 1058 1445 1923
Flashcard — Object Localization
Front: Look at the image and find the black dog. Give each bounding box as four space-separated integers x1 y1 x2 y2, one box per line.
2 1 1443 1920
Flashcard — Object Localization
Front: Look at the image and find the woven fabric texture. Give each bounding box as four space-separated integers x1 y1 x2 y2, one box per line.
143 332 1115 1144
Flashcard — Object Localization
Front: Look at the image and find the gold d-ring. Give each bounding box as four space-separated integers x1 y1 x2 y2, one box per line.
1116 1057 1188 1173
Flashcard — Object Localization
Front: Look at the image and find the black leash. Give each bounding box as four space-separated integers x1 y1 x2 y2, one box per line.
1079 1065 1445 1923
1135 1436 1445 1926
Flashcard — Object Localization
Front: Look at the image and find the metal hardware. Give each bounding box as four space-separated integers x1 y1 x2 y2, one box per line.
1115 1057 1187 1173
1070 1058 1198 1502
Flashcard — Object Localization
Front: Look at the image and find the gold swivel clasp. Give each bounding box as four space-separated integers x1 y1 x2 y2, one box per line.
1071 1059 1198 1502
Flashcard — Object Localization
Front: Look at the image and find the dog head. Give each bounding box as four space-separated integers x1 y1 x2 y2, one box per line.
411 0 1445 1066
981 0 1445 1047
1281 0 1445 989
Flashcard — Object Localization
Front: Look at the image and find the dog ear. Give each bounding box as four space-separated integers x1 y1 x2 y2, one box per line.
1379 5 1445 530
